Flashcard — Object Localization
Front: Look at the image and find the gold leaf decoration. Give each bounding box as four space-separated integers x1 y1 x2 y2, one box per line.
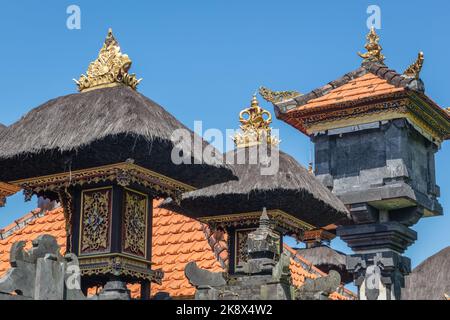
80 188 112 253
233 95 280 148
403 52 424 79
123 190 147 257
358 27 385 64
74 28 142 92
259 86 301 104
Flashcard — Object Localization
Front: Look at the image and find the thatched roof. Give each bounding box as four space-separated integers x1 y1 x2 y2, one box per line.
295 246 352 284
0 85 234 188
162 146 349 228
402 246 450 300
0 123 5 131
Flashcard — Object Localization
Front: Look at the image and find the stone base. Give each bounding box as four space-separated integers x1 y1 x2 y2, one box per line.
337 222 417 254
195 275 292 300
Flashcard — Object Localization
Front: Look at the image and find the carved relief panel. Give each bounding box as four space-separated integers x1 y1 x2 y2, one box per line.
122 189 148 258
79 187 113 255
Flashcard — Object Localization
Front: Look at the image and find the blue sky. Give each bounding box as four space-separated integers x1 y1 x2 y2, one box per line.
0 0 449 270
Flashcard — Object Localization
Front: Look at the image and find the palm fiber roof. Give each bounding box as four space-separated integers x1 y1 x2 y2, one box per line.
0 85 234 188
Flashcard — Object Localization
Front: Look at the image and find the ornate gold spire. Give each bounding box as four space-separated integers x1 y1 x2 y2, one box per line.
259 86 301 104
403 52 424 79
233 95 279 148
74 28 142 92
358 27 385 64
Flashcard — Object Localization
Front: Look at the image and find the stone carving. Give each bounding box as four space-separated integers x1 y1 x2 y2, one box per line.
346 251 411 300
0 235 133 300
295 270 341 300
185 209 294 300
0 235 87 300
272 252 292 284
237 208 280 275
185 262 227 287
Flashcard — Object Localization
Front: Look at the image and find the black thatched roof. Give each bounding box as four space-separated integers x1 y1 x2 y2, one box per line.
162 146 349 228
0 85 234 188
295 245 352 284
402 246 450 300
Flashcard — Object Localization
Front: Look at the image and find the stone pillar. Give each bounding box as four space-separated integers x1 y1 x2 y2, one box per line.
337 222 416 300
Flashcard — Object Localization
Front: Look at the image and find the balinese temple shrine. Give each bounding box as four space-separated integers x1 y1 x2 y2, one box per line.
260 27 450 300
0 29 356 300
161 96 351 299
0 27 448 300
0 29 235 298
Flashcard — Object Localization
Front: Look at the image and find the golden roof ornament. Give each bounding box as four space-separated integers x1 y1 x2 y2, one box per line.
74 28 142 92
403 52 424 79
233 95 280 148
358 27 385 64
259 86 301 104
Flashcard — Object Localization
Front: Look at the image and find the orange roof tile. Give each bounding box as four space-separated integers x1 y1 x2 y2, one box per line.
0 200 355 300
291 73 404 112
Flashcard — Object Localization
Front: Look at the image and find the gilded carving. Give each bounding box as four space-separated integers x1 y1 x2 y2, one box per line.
234 95 280 148
235 229 253 267
11 162 194 204
259 86 301 104
0 182 20 207
74 28 142 92
78 254 163 284
80 188 112 254
200 209 313 239
403 52 424 79
123 190 147 257
358 27 385 63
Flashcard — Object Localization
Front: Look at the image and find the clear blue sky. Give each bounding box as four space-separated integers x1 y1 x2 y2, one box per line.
0 0 449 270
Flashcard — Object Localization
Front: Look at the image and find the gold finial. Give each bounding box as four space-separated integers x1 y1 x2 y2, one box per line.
74 28 142 92
233 95 279 148
358 27 385 64
259 86 301 104
308 162 313 174
403 52 424 79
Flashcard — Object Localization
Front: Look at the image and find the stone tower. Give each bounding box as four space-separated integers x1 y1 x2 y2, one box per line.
262 28 450 300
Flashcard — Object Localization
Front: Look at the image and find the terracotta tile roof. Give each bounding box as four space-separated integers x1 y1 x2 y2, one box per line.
284 244 356 300
291 73 404 112
0 202 355 300
150 204 225 298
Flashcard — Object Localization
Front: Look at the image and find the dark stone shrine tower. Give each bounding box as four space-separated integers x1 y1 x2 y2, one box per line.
263 28 450 300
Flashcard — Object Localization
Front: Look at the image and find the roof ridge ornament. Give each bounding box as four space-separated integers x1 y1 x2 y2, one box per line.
259 86 301 104
403 52 424 79
358 27 385 64
74 28 142 92
233 95 280 148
